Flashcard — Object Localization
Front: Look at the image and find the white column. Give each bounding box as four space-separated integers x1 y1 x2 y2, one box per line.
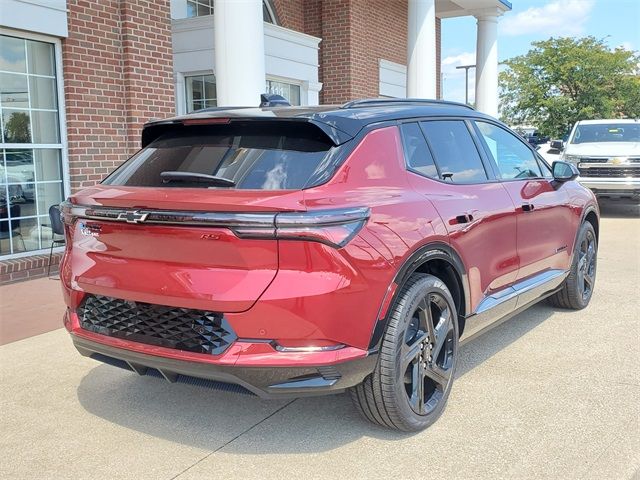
214 0 266 106
407 0 436 98
474 13 499 117
303 81 323 106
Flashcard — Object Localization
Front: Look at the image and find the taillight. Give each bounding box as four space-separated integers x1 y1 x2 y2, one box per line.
59 202 369 249
235 207 370 248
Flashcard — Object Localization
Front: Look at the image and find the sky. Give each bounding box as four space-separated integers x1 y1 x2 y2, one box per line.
440 0 640 104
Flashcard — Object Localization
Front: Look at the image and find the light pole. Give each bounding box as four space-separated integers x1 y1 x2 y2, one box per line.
455 64 476 106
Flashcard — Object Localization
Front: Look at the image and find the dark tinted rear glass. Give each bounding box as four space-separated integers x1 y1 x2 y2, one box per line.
103 122 337 190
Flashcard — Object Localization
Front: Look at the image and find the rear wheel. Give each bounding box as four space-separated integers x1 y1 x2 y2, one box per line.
548 221 597 310
350 273 459 431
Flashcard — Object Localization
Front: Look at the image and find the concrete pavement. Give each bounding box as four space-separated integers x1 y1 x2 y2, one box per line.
1 200 639 479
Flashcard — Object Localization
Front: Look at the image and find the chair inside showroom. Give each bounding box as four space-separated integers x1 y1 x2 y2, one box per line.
47 204 66 277
0 204 26 254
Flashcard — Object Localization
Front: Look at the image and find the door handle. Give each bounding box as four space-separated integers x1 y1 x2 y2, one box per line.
522 204 535 212
451 213 474 225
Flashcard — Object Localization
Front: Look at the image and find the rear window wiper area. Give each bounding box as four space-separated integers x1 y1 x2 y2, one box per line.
160 171 236 187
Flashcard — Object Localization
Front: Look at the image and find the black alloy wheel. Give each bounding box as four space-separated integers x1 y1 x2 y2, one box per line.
577 228 597 302
402 292 456 415
350 273 459 431
549 221 598 310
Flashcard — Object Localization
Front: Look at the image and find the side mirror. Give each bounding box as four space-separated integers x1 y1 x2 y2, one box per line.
550 140 564 151
552 161 579 182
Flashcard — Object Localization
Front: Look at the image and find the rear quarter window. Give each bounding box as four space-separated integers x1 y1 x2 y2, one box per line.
103 122 338 190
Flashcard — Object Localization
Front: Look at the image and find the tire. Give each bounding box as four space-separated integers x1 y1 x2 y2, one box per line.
350 273 459 431
548 221 597 310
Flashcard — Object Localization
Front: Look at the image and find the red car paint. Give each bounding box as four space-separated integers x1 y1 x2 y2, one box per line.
60 109 598 397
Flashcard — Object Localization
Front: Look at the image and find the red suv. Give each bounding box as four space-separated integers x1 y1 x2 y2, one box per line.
60 99 599 431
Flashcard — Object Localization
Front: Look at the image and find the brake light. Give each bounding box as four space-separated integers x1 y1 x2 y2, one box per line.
182 117 230 125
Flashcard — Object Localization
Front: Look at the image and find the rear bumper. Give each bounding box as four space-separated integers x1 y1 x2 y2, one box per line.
578 176 640 196
70 330 376 399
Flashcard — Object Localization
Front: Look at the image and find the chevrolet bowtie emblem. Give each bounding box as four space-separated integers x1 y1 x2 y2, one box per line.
610 157 626 165
117 210 149 224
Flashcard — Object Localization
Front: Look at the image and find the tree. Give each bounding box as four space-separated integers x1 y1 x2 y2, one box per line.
3 111 31 143
499 37 640 138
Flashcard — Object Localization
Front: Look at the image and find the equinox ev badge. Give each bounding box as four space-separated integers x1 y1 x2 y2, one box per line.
117 210 149 224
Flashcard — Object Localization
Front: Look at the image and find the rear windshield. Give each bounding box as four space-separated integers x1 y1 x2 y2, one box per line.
571 123 640 144
103 122 338 190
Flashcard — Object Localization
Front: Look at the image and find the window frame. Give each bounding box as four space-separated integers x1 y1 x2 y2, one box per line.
184 73 217 113
397 116 497 185
398 121 441 180
184 0 279 23
470 119 553 182
186 0 214 18
265 76 303 106
263 0 278 24
0 28 69 260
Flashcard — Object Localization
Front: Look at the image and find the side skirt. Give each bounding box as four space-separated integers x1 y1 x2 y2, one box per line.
460 269 568 345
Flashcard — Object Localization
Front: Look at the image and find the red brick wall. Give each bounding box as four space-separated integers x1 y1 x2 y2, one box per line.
62 0 174 193
349 0 407 100
317 0 352 103
272 0 306 32
0 253 62 284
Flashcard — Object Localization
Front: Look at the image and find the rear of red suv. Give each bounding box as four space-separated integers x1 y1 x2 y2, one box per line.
60 111 407 401
61 101 598 432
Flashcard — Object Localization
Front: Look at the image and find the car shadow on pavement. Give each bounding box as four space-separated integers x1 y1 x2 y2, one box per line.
76 300 570 452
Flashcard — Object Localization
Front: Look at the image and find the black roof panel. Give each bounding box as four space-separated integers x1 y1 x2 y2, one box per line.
142 99 496 147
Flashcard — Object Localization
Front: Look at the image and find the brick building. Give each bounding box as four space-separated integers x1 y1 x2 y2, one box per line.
0 0 510 282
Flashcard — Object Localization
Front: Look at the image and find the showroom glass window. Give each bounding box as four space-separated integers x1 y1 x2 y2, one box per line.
265 80 301 106
186 0 276 22
185 74 217 112
0 34 65 257
186 0 214 17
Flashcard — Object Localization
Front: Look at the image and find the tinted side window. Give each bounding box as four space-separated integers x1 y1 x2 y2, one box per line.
475 121 542 180
399 122 438 178
420 120 488 184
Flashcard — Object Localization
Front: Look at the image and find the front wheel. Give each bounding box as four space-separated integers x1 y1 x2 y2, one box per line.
350 273 459 431
548 221 597 310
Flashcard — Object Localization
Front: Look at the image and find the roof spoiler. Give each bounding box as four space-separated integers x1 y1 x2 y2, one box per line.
141 117 354 148
141 94 358 147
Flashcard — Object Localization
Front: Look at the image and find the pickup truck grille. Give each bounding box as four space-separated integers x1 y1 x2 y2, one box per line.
578 166 639 178
578 157 640 164
78 294 237 355
579 157 609 163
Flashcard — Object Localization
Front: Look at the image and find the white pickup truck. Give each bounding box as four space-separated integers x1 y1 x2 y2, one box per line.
560 119 639 200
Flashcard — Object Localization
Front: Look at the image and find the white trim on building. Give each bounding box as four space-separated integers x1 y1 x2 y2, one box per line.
172 15 322 111
0 0 68 38
379 59 408 99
